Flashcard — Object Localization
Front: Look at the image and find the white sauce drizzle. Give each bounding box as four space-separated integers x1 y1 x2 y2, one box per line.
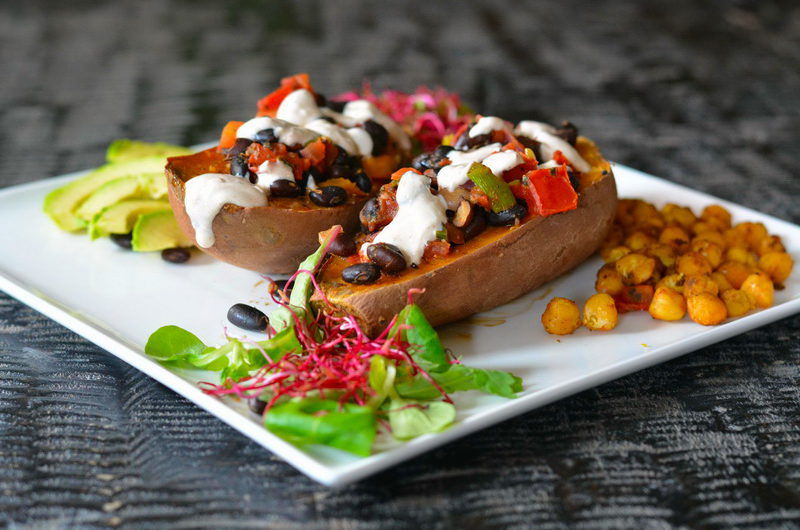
346 127 373 157
184 173 267 248
515 120 590 173
437 143 503 192
276 89 320 125
482 150 523 177
323 100 412 152
236 117 319 147
364 171 447 265
255 159 295 190
469 116 510 138
305 118 359 154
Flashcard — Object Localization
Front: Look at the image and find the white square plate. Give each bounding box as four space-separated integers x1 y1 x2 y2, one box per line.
1 164 798 486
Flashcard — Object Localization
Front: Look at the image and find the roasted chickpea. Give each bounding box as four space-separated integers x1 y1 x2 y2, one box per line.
701 204 733 230
692 230 725 248
725 246 757 267
647 243 677 269
603 223 624 248
603 245 632 263
755 235 785 256
735 222 768 250
657 273 686 294
758 251 794 284
615 253 657 285
710 271 733 292
659 225 691 247
691 221 717 236
684 275 719 298
740 272 774 308
648 287 686 321
662 203 696 229
717 261 753 289
615 199 637 227
723 228 746 249
541 297 582 335
676 252 713 276
721 289 754 318
632 200 660 224
687 293 728 326
595 266 625 296
625 231 656 252
690 239 723 269
583 293 618 331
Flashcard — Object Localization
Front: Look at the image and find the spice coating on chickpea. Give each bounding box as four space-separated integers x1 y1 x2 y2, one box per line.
684 275 719 298
740 272 774 308
721 289 754 318
583 293 618 331
649 287 686 321
615 253 657 285
758 252 793 284
687 293 728 326
676 252 713 277
717 261 753 289
595 267 625 296
541 297 582 335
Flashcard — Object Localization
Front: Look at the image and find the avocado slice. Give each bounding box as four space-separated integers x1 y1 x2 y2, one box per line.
74 172 168 223
132 210 193 252
88 199 172 240
106 139 192 164
43 156 175 232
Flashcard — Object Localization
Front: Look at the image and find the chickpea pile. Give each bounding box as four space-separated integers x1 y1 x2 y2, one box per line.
541 199 794 335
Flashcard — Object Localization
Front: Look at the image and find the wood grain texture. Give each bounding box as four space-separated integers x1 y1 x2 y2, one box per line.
1 0 799 528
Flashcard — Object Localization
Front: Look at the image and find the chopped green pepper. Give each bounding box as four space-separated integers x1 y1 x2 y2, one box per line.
467 162 517 213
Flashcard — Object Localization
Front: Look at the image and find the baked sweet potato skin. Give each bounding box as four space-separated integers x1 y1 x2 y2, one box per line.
166 148 369 274
317 160 617 336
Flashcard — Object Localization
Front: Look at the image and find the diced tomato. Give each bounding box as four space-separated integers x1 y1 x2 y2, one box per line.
614 285 654 313
423 240 451 261
391 167 421 181
218 120 244 151
510 182 536 214
523 166 578 216
553 150 569 166
300 138 328 168
469 188 492 210
256 73 315 117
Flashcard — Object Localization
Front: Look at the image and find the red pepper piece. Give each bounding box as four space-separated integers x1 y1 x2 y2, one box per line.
256 73 315 117
218 120 244 150
524 166 578 216
614 285 654 313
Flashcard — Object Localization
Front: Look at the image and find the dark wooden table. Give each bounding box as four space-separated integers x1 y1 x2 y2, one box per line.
2 1 799 528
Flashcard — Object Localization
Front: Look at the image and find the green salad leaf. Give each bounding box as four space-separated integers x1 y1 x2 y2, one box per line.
396 363 523 400
392 303 449 372
386 398 455 440
145 325 206 362
264 398 377 456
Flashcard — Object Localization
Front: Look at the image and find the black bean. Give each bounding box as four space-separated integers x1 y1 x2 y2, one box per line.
328 163 354 180
359 197 380 229
309 186 348 207
555 121 578 146
411 150 451 173
363 120 389 156
161 247 191 263
349 171 373 193
227 137 252 158
464 210 487 240
367 243 406 274
342 263 381 284
230 155 251 178
314 92 327 107
248 397 267 415
454 132 492 151
274 279 292 297
487 203 528 226
270 179 301 198
325 100 347 113
518 136 544 161
110 232 133 250
300 166 321 191
318 116 336 124
227 303 270 332
328 232 357 257
254 128 278 143
333 145 350 165
434 145 454 157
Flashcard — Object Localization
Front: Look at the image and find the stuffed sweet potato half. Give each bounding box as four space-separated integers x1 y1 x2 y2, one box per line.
315 116 617 335
166 74 411 274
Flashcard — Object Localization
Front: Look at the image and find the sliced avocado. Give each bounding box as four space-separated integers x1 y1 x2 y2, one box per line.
106 139 192 163
132 210 193 252
88 199 172 240
74 172 168 223
43 156 173 232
